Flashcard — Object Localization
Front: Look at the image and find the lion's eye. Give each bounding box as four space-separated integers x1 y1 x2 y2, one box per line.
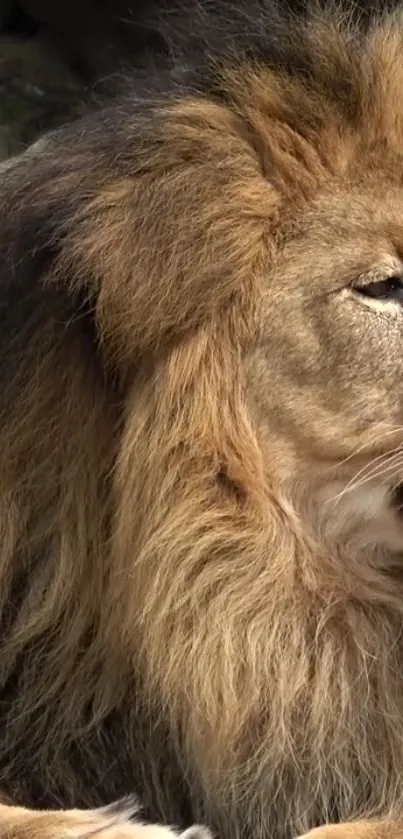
356 277 403 302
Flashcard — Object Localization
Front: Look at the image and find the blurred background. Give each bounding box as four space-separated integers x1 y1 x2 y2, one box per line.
0 1 164 160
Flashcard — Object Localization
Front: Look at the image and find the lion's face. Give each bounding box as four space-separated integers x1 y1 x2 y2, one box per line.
240 169 403 551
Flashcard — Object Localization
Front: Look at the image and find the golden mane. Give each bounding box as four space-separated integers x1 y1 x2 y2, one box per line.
2 6 403 839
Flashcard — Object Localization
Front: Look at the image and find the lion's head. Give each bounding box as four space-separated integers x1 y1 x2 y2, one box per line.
2 4 403 838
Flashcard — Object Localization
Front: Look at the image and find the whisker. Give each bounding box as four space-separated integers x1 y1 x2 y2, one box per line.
326 452 403 506
327 427 403 473
328 449 403 500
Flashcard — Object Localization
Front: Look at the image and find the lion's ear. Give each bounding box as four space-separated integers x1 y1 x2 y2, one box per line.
0 97 272 368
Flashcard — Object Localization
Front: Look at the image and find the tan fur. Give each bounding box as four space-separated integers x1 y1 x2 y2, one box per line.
5 6 403 839
0 801 210 839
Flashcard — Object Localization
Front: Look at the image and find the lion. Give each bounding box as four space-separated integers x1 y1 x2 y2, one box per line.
4 1 403 839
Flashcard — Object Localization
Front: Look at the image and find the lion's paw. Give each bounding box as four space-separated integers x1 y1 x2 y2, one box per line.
297 821 403 839
0 798 213 839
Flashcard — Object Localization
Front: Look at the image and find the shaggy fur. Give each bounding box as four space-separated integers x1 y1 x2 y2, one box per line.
4 3 403 839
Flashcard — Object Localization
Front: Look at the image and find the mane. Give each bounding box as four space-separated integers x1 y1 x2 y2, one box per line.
1 3 403 836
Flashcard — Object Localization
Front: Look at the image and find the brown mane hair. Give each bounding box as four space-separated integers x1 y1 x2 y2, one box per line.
2 5 403 838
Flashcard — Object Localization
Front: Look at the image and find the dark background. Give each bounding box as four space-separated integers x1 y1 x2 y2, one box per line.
0 1 164 159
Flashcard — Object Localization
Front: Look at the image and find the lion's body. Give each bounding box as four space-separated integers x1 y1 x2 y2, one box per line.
4 3 403 839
